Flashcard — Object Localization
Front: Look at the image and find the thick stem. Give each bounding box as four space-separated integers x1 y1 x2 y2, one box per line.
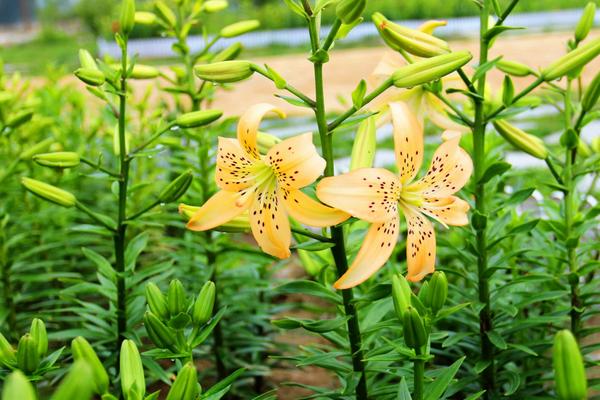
413 348 425 400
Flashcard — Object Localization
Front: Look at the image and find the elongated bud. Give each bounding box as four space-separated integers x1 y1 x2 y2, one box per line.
154 1 176 27
144 312 177 351
496 59 533 77
213 42 243 62
203 0 228 13
0 332 16 368
19 138 53 160
592 136 600 153
120 0 136 35
391 274 411 321
418 20 447 35
582 69 600 112
167 280 186 316
350 115 376 170
193 281 216 325
166 362 199 400
575 2 596 43
145 282 169 320
418 281 430 306
50 360 94 400
71 337 109 395
578 139 592 158
6 110 34 128
542 37 600 80
29 319 47 358
195 60 254 83
2 371 36 400
78 49 98 70
158 170 193 203
493 120 548 159
33 152 80 169
553 330 587 400
373 12 450 58
130 64 160 79
120 340 145 398
219 20 260 38
392 51 472 88
257 132 281 153
175 109 223 128
336 0 365 25
426 271 448 314
403 307 428 349
75 68 105 86
21 178 76 208
134 11 157 25
17 334 40 374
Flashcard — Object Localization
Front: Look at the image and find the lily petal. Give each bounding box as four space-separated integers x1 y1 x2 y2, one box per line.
317 168 401 224
282 188 350 227
420 196 470 227
334 216 400 289
425 94 469 132
249 189 291 259
403 206 436 282
390 102 424 184
215 137 256 191
267 132 326 189
186 190 253 231
237 103 285 160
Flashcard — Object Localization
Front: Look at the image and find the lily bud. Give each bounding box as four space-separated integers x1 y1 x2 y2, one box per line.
219 20 260 38
175 109 223 128
392 51 472 88
167 279 187 317
6 110 34 128
33 152 80 169
203 0 228 13
578 139 592 158
0 332 16 368
134 11 157 26
145 282 169 320
493 120 548 159
166 362 199 400
582 70 600 112
418 281 430 306
426 271 448 314
391 274 411 320
336 0 365 25
373 12 450 58
19 138 53 160
120 340 145 398
402 307 428 349
154 1 176 27
553 330 587 400
130 64 160 79
257 132 281 153
350 115 376 170
29 319 47 358
575 2 596 43
21 178 77 208
144 312 177 351
212 42 243 62
542 37 600 80
51 361 94 400
16 334 40 374
158 170 193 203
78 49 98 70
193 281 216 325
71 337 109 395
592 136 600 153
418 20 447 35
2 371 36 400
120 0 136 35
195 60 254 83
496 59 533 77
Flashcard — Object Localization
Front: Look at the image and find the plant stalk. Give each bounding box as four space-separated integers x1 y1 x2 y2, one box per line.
413 348 425 400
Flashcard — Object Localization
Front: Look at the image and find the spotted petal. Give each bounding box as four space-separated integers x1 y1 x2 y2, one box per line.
237 103 285 160
249 189 291 259
282 188 350 227
402 206 436 282
420 196 470 227
186 190 253 231
267 133 326 189
215 137 256 191
317 168 401 224
390 102 424 184
334 216 400 289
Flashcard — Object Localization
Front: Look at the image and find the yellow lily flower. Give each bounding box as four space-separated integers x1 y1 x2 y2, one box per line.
317 102 472 289
183 103 349 259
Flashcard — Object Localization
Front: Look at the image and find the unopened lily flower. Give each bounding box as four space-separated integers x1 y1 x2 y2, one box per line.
317 102 472 289
182 103 349 259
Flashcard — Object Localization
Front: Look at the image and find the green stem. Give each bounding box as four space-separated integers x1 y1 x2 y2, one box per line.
485 77 544 121
80 157 120 178
291 227 335 243
322 18 342 51
413 348 425 400
253 65 316 107
493 0 520 27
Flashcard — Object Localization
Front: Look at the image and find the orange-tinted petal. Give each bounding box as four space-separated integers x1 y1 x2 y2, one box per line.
249 189 291 259
402 206 436 282
282 188 350 227
390 102 424 184
215 137 256 191
334 216 400 289
267 132 325 189
186 190 253 231
317 168 401 224
237 103 285 160
420 196 469 227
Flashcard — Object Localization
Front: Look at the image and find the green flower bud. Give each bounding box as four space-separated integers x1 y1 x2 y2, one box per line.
154 1 176 27
129 64 160 79
0 332 16 368
592 136 600 153
75 68 106 86
336 0 365 25
78 49 98 70
212 42 243 62
158 170 193 203
29 319 47 358
71 337 109 395
219 20 260 38
33 152 80 169
203 0 228 13
120 340 145 399
493 119 548 159
193 281 216 325
19 138 54 160
120 0 136 35
195 60 254 83
2 371 36 400
166 362 199 400
175 110 223 128
21 178 77 208
145 282 169 320
144 312 177 351
6 110 34 128
350 115 376 170
427 271 448 314
256 132 281 153
497 59 533 77
391 273 411 321
402 307 428 350
50 360 94 400
17 334 40 375
418 281 430 307
542 37 600 81
553 330 587 400
134 11 157 26
167 280 186 317
578 139 592 158
392 51 472 88
575 2 596 43
582 69 600 112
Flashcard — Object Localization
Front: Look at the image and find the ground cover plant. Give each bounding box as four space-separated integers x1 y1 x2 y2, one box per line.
0 0 599 399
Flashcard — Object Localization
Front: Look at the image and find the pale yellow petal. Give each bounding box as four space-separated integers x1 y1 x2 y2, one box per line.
186 190 253 231
420 196 470 227
282 188 350 227
267 132 326 189
317 168 401 224
237 103 285 160
390 102 424 184
403 206 436 282
334 216 400 289
249 189 291 259
425 94 469 132
215 137 256 191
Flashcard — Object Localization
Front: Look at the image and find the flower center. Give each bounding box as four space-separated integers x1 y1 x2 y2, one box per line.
399 186 424 208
